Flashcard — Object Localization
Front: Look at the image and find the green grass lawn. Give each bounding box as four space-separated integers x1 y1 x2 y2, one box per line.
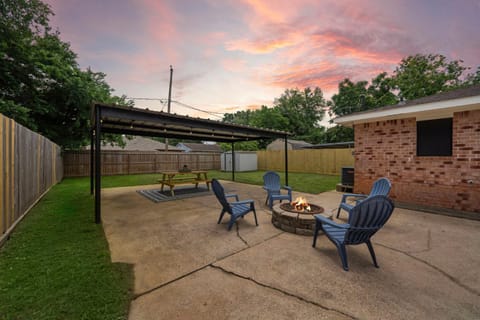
0 178 133 320
0 170 339 319
208 170 339 194
99 170 339 194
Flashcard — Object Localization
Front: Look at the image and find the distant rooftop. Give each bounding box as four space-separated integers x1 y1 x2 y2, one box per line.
86 136 180 151
176 142 223 153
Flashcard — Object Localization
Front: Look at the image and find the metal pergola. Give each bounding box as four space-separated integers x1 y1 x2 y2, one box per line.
91 102 291 223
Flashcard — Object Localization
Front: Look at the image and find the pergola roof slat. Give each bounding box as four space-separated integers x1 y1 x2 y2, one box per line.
91 102 291 224
96 103 289 141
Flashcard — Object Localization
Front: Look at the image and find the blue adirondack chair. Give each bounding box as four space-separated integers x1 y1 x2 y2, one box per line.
262 171 292 208
337 177 391 218
212 179 258 231
313 195 395 271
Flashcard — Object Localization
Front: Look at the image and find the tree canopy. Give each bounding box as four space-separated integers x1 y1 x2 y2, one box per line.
222 87 326 148
2 1 478 149
224 53 479 149
329 53 479 118
0 0 128 149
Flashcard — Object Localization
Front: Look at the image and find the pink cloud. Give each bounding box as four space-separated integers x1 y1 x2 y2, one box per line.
139 0 181 64
221 58 247 73
225 36 296 54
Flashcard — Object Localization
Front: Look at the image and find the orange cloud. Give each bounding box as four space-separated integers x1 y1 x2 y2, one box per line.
225 37 296 54
139 0 180 63
245 104 262 111
242 0 286 24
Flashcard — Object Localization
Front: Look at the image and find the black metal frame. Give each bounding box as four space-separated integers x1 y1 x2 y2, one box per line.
91 103 291 223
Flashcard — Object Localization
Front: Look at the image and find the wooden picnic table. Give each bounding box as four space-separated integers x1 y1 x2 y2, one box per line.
158 170 211 196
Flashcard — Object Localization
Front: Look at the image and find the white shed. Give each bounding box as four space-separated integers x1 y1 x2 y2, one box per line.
221 151 257 172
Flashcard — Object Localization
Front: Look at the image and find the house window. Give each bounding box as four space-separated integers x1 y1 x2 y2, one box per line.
416 118 452 156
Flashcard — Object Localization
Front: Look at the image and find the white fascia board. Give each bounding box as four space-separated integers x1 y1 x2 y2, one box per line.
334 95 480 127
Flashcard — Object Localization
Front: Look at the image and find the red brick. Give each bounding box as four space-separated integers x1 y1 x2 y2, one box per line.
354 110 480 214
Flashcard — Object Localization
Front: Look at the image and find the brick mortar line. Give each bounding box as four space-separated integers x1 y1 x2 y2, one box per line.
376 242 480 296
210 264 357 320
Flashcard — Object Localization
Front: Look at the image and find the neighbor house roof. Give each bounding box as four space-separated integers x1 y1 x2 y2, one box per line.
176 142 222 153
86 136 180 151
303 141 354 149
267 138 313 150
334 84 480 127
288 139 313 148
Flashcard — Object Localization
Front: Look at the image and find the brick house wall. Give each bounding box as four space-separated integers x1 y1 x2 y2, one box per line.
354 109 480 214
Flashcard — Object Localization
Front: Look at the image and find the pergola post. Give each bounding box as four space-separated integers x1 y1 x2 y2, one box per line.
284 136 289 186
90 128 94 195
231 142 235 181
94 105 101 224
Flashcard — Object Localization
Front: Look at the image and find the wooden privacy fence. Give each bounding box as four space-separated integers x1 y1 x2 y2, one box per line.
63 151 221 177
257 149 354 175
1 114 63 244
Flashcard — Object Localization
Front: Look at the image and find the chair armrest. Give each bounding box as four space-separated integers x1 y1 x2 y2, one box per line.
282 186 292 192
232 199 254 206
340 193 368 203
226 194 239 201
314 214 350 229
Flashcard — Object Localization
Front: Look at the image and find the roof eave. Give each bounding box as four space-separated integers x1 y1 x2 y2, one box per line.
334 95 480 127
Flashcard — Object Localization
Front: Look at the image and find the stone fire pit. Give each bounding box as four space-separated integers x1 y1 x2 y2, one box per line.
271 202 333 236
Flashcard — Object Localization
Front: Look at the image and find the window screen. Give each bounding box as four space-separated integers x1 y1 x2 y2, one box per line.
416 118 452 156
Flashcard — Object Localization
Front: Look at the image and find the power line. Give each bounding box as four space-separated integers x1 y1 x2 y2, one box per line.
127 97 225 120
126 97 168 111
172 100 224 119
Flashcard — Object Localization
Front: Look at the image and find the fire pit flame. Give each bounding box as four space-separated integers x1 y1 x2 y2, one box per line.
291 197 311 212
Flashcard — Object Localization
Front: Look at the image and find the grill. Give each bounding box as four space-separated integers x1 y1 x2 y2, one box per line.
341 167 354 186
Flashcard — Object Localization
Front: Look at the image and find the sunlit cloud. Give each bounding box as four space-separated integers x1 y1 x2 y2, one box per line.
225 37 296 54
44 0 480 115
246 104 262 111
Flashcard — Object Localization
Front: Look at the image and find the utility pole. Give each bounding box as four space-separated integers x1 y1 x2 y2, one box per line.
165 65 173 151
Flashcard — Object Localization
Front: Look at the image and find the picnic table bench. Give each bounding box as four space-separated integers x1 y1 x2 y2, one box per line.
158 170 211 196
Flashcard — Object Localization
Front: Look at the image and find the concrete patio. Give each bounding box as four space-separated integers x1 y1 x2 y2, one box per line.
101 181 480 320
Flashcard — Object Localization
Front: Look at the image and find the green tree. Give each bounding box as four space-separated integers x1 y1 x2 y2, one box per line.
222 88 327 147
0 0 53 129
323 126 354 143
328 79 369 117
249 105 288 131
0 0 127 148
367 72 398 107
274 87 325 137
464 66 480 86
392 53 467 100
219 140 259 151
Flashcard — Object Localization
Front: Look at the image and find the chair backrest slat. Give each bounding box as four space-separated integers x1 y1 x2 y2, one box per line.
369 178 392 197
212 179 232 214
345 195 394 245
263 171 281 191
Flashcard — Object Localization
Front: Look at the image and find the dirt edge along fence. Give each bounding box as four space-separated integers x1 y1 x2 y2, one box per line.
1 114 63 245
63 150 221 177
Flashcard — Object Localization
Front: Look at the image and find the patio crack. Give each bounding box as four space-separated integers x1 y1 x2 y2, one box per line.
132 233 285 301
132 264 211 301
376 242 480 296
235 223 249 246
210 264 357 319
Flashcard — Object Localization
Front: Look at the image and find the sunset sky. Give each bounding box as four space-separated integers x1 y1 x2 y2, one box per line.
45 0 480 120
